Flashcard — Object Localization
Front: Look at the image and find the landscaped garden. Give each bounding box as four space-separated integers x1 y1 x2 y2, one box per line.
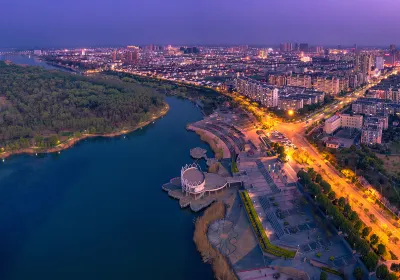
240 191 296 258
298 168 398 278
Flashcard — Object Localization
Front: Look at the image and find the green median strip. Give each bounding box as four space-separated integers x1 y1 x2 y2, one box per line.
240 191 296 258
321 267 344 277
231 160 239 173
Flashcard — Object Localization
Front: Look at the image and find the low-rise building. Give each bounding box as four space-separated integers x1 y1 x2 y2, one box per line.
326 138 340 149
324 115 341 134
340 114 363 130
324 114 363 134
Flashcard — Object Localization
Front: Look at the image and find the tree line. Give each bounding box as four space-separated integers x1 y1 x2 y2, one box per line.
298 168 398 279
0 62 164 151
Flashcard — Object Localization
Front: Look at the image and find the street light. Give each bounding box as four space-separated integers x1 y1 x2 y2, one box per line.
288 110 294 117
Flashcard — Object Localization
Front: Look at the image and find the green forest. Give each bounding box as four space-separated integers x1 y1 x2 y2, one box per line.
0 62 164 151
105 71 229 115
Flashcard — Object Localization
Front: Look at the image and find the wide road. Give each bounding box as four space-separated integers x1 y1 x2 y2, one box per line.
275 70 400 258
279 122 400 257
216 69 400 256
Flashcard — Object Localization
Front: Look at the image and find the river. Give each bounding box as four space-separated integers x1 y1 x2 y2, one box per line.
0 55 214 280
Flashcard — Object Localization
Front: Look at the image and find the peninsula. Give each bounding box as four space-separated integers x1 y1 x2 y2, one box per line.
0 61 167 159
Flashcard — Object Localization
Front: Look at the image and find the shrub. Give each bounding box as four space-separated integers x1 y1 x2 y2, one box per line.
320 271 328 280
353 267 363 280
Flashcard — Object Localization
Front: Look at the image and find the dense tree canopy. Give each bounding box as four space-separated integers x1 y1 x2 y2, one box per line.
0 62 164 150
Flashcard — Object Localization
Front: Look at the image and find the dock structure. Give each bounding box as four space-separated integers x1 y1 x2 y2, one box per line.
162 162 243 212
190 147 207 160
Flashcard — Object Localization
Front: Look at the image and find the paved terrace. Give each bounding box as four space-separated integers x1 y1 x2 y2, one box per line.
238 156 285 196
191 123 237 158
204 121 246 151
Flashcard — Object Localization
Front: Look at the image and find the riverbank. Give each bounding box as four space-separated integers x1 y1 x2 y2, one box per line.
0 96 215 280
193 201 237 280
41 58 82 74
187 125 230 160
0 103 169 160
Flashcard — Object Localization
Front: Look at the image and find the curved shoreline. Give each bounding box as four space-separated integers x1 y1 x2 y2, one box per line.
193 201 238 280
0 103 169 160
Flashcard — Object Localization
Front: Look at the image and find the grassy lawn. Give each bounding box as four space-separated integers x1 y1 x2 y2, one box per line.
376 154 400 177
389 142 400 154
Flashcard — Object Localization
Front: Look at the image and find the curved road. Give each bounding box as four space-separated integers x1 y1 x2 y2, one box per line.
275 73 400 258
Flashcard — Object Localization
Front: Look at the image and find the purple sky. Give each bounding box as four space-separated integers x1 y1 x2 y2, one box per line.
2 0 400 48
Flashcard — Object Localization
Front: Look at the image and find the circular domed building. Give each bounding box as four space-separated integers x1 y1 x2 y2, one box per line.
181 163 206 199
180 163 240 201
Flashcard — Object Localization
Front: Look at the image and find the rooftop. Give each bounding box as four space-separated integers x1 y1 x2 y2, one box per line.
182 167 205 184
326 115 340 123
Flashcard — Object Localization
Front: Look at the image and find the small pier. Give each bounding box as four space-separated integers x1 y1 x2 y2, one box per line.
190 147 207 160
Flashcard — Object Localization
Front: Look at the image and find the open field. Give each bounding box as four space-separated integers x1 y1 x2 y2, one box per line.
389 142 400 154
376 154 400 177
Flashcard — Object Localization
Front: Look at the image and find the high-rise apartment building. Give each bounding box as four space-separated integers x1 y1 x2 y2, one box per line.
234 77 278 107
280 43 293 52
124 46 139 64
112 50 117 62
389 45 397 66
375 56 384 70
355 53 373 77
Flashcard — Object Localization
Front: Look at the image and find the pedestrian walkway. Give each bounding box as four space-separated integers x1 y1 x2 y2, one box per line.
266 211 285 238
255 159 280 194
258 195 271 212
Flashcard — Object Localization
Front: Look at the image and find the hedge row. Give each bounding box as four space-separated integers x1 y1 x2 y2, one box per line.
240 191 296 258
321 266 344 278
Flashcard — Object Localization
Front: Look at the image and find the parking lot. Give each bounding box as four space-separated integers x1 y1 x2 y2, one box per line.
269 130 297 149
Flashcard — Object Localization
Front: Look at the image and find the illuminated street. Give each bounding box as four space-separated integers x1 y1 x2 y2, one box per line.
231 68 400 259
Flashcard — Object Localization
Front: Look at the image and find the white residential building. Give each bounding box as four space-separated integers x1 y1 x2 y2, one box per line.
375 56 384 70
324 115 341 134
340 114 363 130
235 77 278 107
324 114 363 134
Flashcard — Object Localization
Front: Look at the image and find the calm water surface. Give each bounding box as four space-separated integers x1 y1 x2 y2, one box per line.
0 54 60 70
0 55 214 280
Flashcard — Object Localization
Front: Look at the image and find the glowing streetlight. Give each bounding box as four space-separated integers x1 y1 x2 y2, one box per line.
288 110 294 117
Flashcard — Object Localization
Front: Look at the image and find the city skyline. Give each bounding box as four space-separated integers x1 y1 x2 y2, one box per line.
3 0 400 48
